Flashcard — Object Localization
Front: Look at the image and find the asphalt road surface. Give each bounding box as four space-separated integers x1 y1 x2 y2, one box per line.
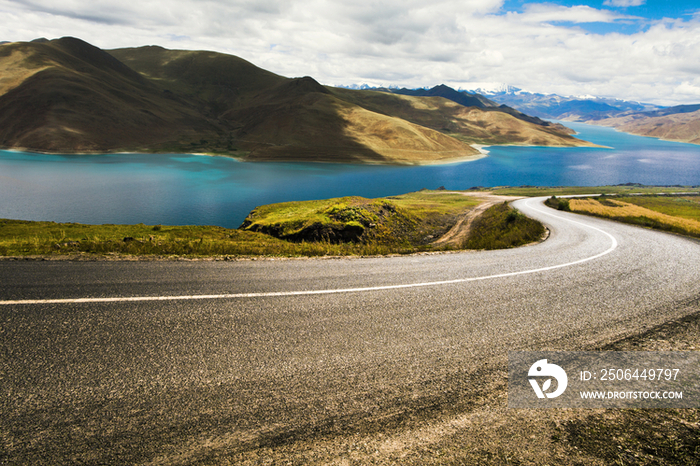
1 197 700 464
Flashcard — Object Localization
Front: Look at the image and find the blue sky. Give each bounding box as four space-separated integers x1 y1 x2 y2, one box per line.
502 0 700 21
501 0 700 35
503 0 700 17
2 0 700 104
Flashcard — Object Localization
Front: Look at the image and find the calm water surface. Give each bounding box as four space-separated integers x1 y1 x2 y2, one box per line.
1 122 699 228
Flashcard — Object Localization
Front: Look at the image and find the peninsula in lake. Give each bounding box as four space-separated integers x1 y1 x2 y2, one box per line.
0 37 596 165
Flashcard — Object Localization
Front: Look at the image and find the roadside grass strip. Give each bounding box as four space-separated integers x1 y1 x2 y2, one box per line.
569 198 700 238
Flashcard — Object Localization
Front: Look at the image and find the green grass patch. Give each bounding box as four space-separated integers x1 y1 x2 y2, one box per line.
0 191 493 258
0 218 430 258
0 220 299 257
462 202 546 250
613 195 700 222
491 185 700 197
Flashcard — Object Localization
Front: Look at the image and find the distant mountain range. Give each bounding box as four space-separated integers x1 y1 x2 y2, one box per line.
446 85 700 145
461 85 663 121
342 83 663 120
344 83 700 146
0 37 594 164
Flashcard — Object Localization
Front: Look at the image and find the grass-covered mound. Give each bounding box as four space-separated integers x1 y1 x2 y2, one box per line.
239 191 482 248
462 202 546 250
544 196 571 211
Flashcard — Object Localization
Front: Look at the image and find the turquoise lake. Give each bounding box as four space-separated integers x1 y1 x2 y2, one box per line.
1 122 699 228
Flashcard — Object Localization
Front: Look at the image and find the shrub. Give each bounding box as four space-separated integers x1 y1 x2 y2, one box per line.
545 196 571 211
463 203 546 250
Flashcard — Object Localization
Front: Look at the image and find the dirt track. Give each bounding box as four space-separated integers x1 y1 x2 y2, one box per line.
431 192 523 247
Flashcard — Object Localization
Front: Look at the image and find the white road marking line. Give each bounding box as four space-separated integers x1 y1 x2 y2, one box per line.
0 199 618 306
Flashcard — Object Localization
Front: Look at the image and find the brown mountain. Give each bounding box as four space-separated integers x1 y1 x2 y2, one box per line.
591 105 700 145
0 37 220 153
0 37 595 164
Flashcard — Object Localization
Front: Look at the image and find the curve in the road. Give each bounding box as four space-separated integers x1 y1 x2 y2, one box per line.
0 197 618 305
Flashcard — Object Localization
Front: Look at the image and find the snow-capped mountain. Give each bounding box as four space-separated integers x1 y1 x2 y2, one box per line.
454 84 659 120
337 82 664 121
459 83 525 96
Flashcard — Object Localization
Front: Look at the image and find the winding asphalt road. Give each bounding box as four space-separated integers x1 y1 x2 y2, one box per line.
1 197 700 463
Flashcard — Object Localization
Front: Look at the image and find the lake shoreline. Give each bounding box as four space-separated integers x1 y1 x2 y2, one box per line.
2 139 602 166
2 122 699 228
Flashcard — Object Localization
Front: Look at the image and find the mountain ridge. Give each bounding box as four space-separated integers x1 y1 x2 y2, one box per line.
0 37 595 164
392 83 700 145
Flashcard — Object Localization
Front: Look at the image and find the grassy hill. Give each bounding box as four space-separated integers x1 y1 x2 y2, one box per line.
384 84 561 128
332 87 588 147
0 37 595 164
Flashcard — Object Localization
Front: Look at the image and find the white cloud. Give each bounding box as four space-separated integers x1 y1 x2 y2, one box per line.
1 0 699 105
519 4 631 23
603 0 645 7
675 80 700 98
